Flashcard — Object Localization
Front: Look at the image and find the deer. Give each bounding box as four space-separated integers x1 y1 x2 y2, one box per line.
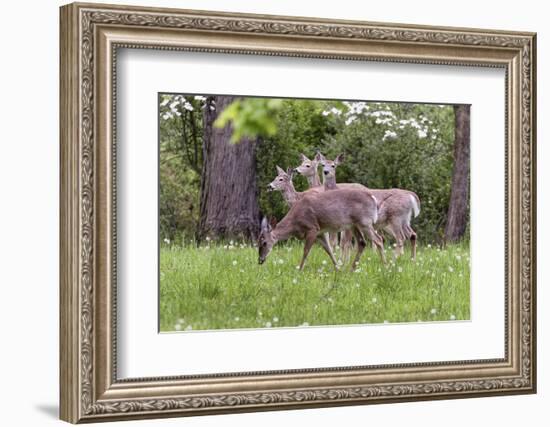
317 153 420 260
294 153 322 188
294 153 342 248
266 166 322 207
258 188 386 271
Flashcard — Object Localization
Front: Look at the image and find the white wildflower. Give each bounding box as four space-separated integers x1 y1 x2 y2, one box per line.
430 308 437 315
448 266 454 273
265 322 272 328
372 297 377 303
273 317 279 323
163 238 170 244
292 278 298 284
232 260 238 266
234 316 240 321
174 324 182 331
450 315 456 320
278 258 284 265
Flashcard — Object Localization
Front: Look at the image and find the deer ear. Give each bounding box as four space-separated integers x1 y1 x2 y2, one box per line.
276 165 286 176
299 153 310 162
286 167 294 178
334 153 345 165
315 152 325 162
261 217 269 231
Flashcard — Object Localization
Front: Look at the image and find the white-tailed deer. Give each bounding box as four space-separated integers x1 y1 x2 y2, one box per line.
318 153 420 260
294 153 322 188
258 188 385 270
267 166 322 207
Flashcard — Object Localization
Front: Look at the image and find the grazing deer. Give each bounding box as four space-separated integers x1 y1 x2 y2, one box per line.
318 153 420 260
267 166 322 207
258 188 385 270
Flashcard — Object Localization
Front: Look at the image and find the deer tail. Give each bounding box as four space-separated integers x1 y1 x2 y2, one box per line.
409 193 421 218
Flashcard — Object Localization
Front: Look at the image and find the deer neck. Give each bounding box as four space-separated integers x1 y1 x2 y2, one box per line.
323 174 338 190
272 215 298 242
281 181 299 206
306 167 321 188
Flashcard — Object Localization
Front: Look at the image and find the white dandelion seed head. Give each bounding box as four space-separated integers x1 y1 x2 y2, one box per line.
430 308 437 315
232 260 238 266
174 324 182 331
450 315 456 320
265 322 272 328
163 238 170 244
273 317 279 322
372 297 377 303
292 278 298 284
278 258 284 264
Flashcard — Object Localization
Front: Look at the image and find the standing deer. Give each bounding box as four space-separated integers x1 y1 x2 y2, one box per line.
294 153 322 188
317 153 420 260
267 166 321 207
258 188 385 271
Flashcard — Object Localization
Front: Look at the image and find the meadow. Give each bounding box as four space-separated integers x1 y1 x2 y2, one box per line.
159 240 470 332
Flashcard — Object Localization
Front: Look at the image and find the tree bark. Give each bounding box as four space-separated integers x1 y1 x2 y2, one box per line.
198 96 260 242
444 105 470 242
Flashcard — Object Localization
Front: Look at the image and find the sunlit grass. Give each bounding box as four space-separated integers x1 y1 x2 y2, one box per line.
159 240 470 332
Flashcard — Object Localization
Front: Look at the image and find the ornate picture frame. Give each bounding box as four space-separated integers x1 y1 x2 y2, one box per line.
60 2 536 423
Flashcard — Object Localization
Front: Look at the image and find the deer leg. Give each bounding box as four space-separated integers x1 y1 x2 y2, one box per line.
403 223 417 260
299 231 317 271
340 229 353 264
317 234 339 270
364 224 386 265
388 222 405 259
350 228 367 271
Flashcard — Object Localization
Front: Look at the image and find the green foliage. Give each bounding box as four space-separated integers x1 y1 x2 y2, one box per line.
214 98 284 143
160 241 470 331
256 99 335 219
159 94 204 242
159 94 464 244
319 102 456 242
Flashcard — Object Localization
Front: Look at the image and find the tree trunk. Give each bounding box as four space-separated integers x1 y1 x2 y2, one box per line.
444 105 470 243
198 96 260 242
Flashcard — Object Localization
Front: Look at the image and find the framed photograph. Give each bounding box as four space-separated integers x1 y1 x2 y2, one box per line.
60 2 537 423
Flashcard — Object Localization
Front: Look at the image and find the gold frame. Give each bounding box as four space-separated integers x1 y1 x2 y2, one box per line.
60 2 537 423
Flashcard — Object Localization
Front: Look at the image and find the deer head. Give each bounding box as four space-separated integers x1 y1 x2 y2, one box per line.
318 153 344 180
294 153 321 182
267 166 294 192
258 217 277 264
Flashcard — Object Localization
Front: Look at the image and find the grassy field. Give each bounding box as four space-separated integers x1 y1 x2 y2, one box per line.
159 240 470 332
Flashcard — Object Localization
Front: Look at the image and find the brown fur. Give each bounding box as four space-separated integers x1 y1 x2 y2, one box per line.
258 188 385 270
318 153 420 260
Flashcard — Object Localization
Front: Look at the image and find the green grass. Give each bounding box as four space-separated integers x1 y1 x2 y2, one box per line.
159 240 470 332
